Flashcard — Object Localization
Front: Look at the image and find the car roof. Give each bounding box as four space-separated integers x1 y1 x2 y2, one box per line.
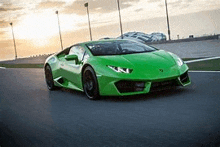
79 39 127 45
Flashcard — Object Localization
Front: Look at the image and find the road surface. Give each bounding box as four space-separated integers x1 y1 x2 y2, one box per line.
0 68 220 147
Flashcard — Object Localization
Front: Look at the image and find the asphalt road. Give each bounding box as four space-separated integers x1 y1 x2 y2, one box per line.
0 68 220 147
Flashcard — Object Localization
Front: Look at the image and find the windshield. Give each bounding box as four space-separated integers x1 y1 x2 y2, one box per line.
86 40 157 56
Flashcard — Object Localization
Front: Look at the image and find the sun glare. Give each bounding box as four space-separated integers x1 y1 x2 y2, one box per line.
13 11 81 46
14 13 58 41
13 12 59 46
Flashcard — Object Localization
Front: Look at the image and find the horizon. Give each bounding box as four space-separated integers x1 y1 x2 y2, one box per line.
0 0 220 61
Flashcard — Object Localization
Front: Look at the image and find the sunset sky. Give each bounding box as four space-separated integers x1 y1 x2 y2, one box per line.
0 0 220 61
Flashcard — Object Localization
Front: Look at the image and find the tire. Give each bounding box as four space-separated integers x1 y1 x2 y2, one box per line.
82 66 100 100
45 65 57 90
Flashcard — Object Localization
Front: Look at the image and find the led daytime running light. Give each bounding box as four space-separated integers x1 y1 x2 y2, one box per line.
108 66 133 73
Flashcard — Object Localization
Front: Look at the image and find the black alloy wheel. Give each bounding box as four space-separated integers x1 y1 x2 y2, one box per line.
45 65 56 90
83 66 100 100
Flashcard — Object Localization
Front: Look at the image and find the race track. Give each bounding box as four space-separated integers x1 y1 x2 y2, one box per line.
0 68 220 147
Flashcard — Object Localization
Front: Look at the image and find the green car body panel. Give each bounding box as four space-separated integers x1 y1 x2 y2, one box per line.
44 39 191 97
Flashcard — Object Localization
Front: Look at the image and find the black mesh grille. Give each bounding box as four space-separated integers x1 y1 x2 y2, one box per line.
180 72 189 84
58 78 64 84
150 79 177 92
115 80 145 93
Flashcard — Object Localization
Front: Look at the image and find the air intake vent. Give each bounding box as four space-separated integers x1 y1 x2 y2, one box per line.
115 80 145 93
150 79 177 92
180 72 189 84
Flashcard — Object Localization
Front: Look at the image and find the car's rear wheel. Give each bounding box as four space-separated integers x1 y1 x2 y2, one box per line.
45 65 57 90
83 66 100 100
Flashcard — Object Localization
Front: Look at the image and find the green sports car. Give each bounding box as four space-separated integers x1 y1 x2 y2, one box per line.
44 39 191 100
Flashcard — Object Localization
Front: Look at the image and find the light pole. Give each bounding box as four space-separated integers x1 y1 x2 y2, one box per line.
84 2 92 41
117 0 123 39
9 22 17 59
56 10 63 50
165 0 171 40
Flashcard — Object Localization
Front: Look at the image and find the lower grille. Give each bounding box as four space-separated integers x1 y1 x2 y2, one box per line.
115 80 145 93
180 72 189 84
150 79 177 92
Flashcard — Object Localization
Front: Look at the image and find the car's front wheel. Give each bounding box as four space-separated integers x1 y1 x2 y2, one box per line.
83 66 100 100
45 65 57 90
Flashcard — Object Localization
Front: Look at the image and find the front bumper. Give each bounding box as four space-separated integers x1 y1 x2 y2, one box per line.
97 71 191 96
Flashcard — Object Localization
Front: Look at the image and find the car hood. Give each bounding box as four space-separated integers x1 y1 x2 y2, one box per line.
94 50 179 79
96 50 175 68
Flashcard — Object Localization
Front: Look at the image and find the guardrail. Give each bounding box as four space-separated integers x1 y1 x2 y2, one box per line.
147 34 219 45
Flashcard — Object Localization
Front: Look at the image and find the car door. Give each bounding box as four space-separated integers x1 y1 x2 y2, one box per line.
62 45 85 88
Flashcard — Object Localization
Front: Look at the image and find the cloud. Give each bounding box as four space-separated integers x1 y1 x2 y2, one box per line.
135 8 143 12
158 0 195 9
0 8 7 11
170 0 195 9
37 0 66 9
148 0 161 3
62 0 140 15
0 20 11 28
0 3 22 12
0 20 6 27
0 20 9 41
0 31 5 35
169 0 183 8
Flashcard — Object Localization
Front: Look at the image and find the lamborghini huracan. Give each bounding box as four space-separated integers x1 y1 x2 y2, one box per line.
44 39 191 100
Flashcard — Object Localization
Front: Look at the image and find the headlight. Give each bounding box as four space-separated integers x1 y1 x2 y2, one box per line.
108 65 133 73
176 57 183 66
168 52 184 66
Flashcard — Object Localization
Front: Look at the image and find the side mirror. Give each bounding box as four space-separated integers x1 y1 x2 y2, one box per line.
65 54 78 61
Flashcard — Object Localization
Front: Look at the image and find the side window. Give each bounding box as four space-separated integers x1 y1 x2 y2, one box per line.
69 46 85 61
57 47 71 58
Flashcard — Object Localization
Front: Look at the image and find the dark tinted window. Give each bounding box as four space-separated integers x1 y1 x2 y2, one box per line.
86 40 157 56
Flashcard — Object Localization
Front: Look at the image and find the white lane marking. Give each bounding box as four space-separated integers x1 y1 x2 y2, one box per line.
189 70 220 73
0 67 6 69
185 56 220 63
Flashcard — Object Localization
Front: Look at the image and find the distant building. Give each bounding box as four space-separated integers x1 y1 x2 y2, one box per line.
116 32 167 43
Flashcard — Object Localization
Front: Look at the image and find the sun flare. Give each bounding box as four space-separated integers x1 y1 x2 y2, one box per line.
13 11 80 46
15 13 58 39
13 12 60 47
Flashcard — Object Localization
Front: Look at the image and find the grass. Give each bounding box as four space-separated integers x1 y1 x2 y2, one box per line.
186 58 220 71
182 58 203 61
0 58 220 71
